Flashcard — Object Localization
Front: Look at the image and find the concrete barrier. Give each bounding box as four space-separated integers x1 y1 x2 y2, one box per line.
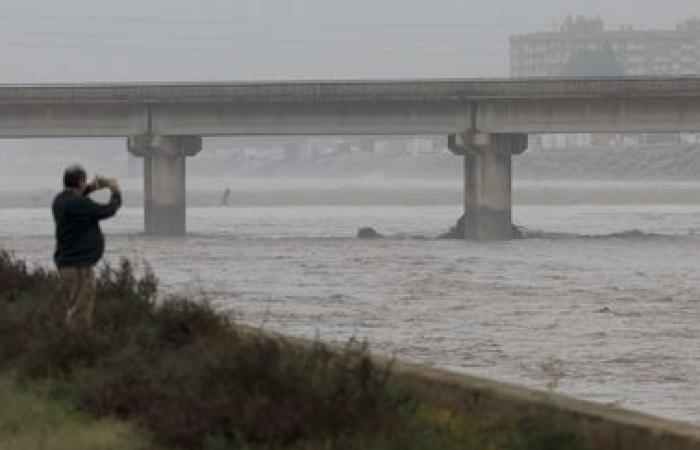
391 360 700 450
252 325 700 449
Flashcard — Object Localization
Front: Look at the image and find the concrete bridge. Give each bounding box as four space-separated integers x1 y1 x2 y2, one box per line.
2 77 700 238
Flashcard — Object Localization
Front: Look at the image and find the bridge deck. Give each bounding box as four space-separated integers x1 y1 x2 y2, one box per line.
0 77 698 136
0 76 699 104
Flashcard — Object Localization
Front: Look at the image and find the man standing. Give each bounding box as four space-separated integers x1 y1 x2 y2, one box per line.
52 165 122 332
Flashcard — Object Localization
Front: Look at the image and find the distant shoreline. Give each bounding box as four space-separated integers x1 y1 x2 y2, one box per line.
4 181 700 208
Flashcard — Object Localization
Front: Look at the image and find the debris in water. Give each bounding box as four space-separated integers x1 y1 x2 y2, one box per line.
357 227 384 239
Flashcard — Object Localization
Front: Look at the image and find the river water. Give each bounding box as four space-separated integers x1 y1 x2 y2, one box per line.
1 180 700 425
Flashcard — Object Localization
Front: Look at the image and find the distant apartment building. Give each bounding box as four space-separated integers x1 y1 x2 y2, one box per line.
510 16 700 148
510 16 700 77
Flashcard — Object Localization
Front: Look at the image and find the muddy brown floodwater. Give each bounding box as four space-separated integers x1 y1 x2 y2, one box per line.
3 181 700 425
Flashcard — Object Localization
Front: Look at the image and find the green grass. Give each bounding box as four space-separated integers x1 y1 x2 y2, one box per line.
0 376 149 450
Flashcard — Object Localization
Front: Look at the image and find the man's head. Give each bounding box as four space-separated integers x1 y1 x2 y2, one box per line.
63 165 87 192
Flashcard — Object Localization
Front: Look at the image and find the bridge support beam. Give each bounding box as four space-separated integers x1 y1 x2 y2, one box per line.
128 135 202 236
449 133 527 240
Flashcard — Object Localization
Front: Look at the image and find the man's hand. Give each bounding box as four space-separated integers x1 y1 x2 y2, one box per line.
87 176 101 191
105 178 120 192
89 176 114 190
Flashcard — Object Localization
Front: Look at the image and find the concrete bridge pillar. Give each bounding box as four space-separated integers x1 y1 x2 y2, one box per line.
449 133 527 240
128 135 202 236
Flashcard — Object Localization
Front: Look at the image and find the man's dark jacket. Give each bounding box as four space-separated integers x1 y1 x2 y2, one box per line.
52 187 122 267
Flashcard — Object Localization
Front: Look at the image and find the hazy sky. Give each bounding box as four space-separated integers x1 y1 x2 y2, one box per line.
1 0 699 82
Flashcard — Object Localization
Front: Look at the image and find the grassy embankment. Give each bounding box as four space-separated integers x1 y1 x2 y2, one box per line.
0 250 591 450
0 376 148 450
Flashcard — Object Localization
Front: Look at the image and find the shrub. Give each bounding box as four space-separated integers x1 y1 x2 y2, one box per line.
0 250 54 300
503 411 592 450
0 253 591 450
0 256 396 449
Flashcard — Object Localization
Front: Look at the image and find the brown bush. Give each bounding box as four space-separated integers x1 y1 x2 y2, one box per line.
0 255 394 449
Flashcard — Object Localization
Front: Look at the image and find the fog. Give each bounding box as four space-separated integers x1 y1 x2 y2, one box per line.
0 0 699 82
2 0 699 180
4 0 700 431
3 0 698 174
